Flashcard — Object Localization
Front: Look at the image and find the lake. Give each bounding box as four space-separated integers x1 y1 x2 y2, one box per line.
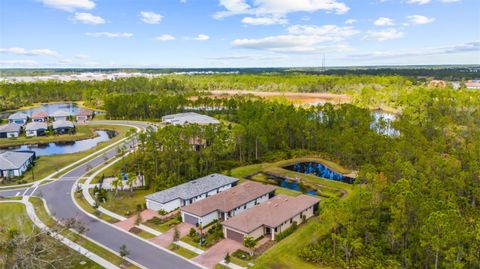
283 162 355 184
7 130 117 156
0 103 80 119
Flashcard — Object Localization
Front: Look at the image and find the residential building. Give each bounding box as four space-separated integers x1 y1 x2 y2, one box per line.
465 80 480 89
0 123 22 138
162 112 220 126
145 174 238 212
31 111 49 122
52 110 70 121
8 112 28 125
180 181 276 227
76 108 94 122
25 122 48 137
52 120 74 134
0 151 35 178
222 194 319 242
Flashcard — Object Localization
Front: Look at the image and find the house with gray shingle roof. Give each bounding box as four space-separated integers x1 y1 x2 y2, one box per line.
52 120 74 134
0 151 35 178
145 173 239 212
162 112 220 126
0 123 22 138
8 112 28 125
25 122 48 137
51 110 70 121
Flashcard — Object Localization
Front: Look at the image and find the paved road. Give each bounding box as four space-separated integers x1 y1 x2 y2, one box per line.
0 121 202 269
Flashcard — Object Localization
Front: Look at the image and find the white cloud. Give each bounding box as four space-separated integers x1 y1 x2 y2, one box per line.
40 0 95 12
73 12 105 24
350 41 480 59
0 47 60 56
344 19 357 25
85 32 133 38
0 60 39 66
232 24 358 53
406 0 431 4
241 16 287 25
74 54 90 59
156 34 176 41
374 17 394 26
59 58 73 64
215 0 350 20
364 28 404 41
407 15 435 25
441 0 460 2
140 11 163 24
194 34 210 41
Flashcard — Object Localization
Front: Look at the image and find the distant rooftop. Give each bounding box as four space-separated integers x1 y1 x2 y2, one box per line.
8 112 28 120
25 122 48 131
52 110 70 117
31 111 48 119
52 120 74 129
162 112 220 125
77 108 94 116
0 151 34 170
0 123 22 133
145 174 239 204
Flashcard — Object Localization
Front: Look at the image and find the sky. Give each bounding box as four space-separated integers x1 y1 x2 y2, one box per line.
0 0 479 68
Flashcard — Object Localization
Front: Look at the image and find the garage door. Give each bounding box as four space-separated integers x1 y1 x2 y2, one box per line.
183 214 199 226
226 228 244 243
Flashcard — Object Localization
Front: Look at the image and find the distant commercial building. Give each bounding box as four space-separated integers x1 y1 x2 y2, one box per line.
25 122 48 137
8 112 28 125
51 110 70 121
162 112 220 126
0 151 35 178
31 111 49 122
465 80 480 89
145 174 239 212
0 123 22 138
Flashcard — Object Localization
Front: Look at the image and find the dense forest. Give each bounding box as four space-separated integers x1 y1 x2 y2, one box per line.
1 73 479 268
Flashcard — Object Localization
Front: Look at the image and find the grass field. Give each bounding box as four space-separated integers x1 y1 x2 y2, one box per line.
1 124 131 186
168 244 199 259
100 188 152 217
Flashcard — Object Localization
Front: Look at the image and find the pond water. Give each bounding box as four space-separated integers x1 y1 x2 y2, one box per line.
277 178 319 196
6 130 117 156
283 162 355 184
0 103 80 119
371 111 400 137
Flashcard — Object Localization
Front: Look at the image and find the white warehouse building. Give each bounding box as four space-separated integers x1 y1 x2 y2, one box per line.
144 174 239 212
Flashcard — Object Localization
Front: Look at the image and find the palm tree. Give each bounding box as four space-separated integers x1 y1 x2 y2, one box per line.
243 236 256 257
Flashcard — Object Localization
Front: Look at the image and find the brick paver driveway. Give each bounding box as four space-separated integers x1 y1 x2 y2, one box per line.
193 239 246 269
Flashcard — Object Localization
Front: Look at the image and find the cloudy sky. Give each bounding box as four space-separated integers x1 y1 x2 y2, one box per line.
0 0 479 68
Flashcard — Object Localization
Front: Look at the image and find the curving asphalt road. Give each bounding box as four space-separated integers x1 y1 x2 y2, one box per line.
0 121 202 269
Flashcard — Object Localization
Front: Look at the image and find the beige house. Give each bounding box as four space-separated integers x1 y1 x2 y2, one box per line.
222 194 319 242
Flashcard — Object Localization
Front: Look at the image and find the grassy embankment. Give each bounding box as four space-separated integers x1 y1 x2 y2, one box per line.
29 197 139 269
1 124 131 186
0 202 102 269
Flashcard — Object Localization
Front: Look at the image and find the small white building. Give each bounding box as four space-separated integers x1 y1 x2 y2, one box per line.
0 123 22 138
51 110 70 121
8 112 28 125
0 151 35 178
25 122 48 137
162 112 220 126
31 111 49 122
52 120 74 134
145 174 239 213
180 181 276 227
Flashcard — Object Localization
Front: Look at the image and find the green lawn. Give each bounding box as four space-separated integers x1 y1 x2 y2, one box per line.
180 235 208 251
74 192 119 223
29 197 139 269
1 124 131 186
214 264 230 269
168 244 199 259
100 188 153 217
0 202 102 269
143 216 181 233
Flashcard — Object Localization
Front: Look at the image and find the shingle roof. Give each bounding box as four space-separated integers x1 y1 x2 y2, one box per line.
52 110 70 117
181 181 276 217
52 120 74 129
223 194 319 233
77 108 93 116
31 111 49 119
162 112 220 125
8 112 28 120
145 174 239 204
25 122 48 131
0 123 22 133
0 151 34 170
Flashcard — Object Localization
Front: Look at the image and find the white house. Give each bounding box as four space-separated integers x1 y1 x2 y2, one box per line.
145 174 239 213
8 112 28 125
180 181 276 227
51 110 70 121
25 122 48 137
31 111 49 122
52 120 74 134
161 112 220 126
0 151 35 178
0 123 22 138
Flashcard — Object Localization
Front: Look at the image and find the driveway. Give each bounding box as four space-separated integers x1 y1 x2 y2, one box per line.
192 239 246 269
150 222 196 248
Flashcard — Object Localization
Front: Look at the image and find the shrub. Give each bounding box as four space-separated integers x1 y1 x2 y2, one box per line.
189 227 197 238
232 249 251 261
224 252 231 263
275 221 298 242
158 209 167 215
